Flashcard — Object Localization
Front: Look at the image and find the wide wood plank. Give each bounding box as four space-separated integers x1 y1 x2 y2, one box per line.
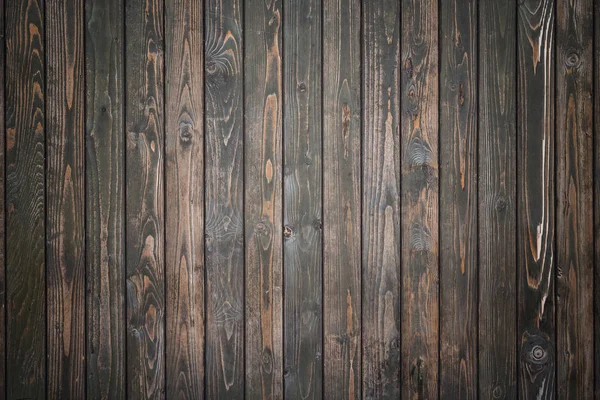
125 0 165 397
323 0 361 398
5 0 46 397
439 0 477 398
165 0 205 398
517 0 556 398
204 0 245 396
283 0 323 397
556 0 594 398
401 0 439 397
361 0 401 398
478 0 518 398
46 0 85 397
85 0 126 398
244 0 283 398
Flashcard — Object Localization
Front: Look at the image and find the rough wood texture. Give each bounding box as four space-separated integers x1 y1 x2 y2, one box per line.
556 0 594 398
125 0 165 397
323 0 361 398
165 0 205 398
204 0 245 396
439 0 477 398
478 0 518 398
244 0 283 398
85 0 126 398
517 0 556 398
283 0 323 398
361 0 401 398
401 0 439 398
0 0 5 396
46 0 86 397
5 0 46 397
594 1 600 399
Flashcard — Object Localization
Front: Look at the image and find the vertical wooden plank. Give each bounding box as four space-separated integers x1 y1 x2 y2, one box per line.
596 2 600 399
478 0 518 398
401 0 439 398
556 0 594 398
361 0 401 398
85 0 126 397
204 0 244 396
517 0 556 398
125 0 165 397
323 0 361 398
5 0 46 397
283 0 323 397
46 0 85 396
165 0 205 397
439 0 477 398
244 0 283 398
0 0 5 396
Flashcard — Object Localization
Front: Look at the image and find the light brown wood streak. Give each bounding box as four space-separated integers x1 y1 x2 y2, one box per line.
244 0 283 398
401 0 439 397
165 0 205 398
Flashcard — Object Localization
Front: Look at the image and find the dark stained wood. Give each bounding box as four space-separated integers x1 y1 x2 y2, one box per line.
478 0 518 398
165 0 205 398
204 0 245 396
323 0 361 398
125 0 165 397
401 0 439 397
556 0 594 398
283 0 323 397
361 0 401 398
46 0 86 397
0 0 5 396
594 1 600 399
5 0 46 397
517 0 556 398
439 0 477 398
244 0 283 398
85 0 126 398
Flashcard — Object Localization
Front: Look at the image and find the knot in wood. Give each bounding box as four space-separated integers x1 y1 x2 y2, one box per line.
566 51 580 68
495 196 507 211
283 225 294 238
297 82 307 92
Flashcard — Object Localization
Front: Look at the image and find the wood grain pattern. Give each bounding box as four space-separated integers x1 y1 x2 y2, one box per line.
517 1 556 398
439 0 477 398
0 0 5 396
204 0 245 396
283 0 323 398
244 0 283 398
85 0 126 397
323 0 361 398
401 0 439 398
125 0 165 397
556 0 594 398
46 0 86 396
478 0 518 398
165 0 205 398
5 0 46 397
594 1 600 399
361 0 401 398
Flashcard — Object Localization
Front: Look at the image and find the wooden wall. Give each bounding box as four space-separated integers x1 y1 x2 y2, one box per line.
0 0 599 398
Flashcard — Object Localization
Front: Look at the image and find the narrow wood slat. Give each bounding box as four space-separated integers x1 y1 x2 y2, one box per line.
556 0 594 398
46 0 86 396
323 0 361 398
165 0 205 398
401 0 439 397
125 0 165 396
5 0 46 397
478 0 518 398
0 0 5 396
439 0 477 397
517 0 556 398
204 0 245 396
594 1 600 398
244 0 283 398
283 0 323 397
361 0 401 398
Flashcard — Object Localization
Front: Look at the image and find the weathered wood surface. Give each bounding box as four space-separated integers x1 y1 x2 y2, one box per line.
594 1 600 399
439 0 477 398
46 0 86 397
517 0 556 398
244 0 283 398
478 0 518 399
0 0 5 396
125 0 165 397
165 0 205 398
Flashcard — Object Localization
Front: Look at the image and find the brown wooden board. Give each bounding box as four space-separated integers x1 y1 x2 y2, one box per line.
0 0 5 396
